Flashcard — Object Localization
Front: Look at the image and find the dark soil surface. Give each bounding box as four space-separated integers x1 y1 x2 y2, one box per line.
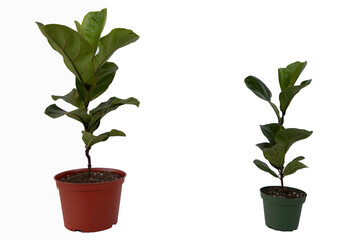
60 171 123 184
262 186 306 199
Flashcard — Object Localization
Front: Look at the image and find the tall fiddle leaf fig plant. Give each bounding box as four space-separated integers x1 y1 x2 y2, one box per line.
37 9 139 176
245 61 312 187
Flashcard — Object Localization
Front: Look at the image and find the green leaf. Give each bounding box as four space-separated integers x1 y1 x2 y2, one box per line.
93 28 139 72
89 62 118 101
87 119 100 134
75 78 89 104
82 129 126 147
66 108 91 126
74 21 82 33
269 102 281 121
80 8 107 52
275 128 313 154
244 76 272 101
52 89 84 108
45 104 67 118
36 23 95 85
253 160 279 178
278 67 290 91
278 61 307 90
260 123 283 145
286 61 307 87
256 142 272 150
279 80 311 113
283 156 308 176
90 97 140 119
262 143 286 169
109 129 127 137
88 97 140 134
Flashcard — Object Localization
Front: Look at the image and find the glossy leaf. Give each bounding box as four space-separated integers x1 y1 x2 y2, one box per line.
256 142 272 150
286 61 307 87
262 143 285 169
82 129 126 147
278 67 290 91
88 97 140 133
75 78 89 104
52 89 84 108
36 23 95 85
279 80 311 113
253 160 278 178
284 156 307 176
278 61 307 90
87 119 100 134
66 108 91 126
275 128 313 154
80 8 107 52
93 28 139 72
244 76 272 101
45 104 67 118
269 102 281 121
260 123 283 145
88 62 118 101
90 97 140 118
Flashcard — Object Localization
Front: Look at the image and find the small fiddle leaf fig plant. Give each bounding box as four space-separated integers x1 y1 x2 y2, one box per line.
37 9 139 176
245 61 312 187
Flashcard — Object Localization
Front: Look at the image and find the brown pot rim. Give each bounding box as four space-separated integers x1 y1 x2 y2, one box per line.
54 168 126 190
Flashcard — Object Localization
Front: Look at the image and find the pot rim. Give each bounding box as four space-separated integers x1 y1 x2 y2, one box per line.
260 186 307 203
54 167 126 186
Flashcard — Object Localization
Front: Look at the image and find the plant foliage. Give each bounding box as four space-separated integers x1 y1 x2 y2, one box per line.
245 61 312 186
37 9 139 175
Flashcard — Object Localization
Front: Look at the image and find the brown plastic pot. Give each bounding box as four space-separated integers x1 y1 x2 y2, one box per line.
54 168 126 232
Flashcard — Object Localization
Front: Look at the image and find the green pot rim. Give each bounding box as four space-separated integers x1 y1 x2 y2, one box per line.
260 186 307 205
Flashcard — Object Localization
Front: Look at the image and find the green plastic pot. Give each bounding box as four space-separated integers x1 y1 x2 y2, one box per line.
260 186 307 231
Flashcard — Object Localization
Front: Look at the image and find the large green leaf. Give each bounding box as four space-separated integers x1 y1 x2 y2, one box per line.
82 129 126 147
283 156 308 176
262 143 286 169
278 61 307 90
52 89 84 108
36 23 95 85
279 80 311 113
88 62 118 101
260 123 283 145
90 97 140 118
79 8 107 52
45 104 67 118
253 160 279 178
275 128 313 153
244 76 272 101
88 97 140 133
93 28 139 72
66 108 91 126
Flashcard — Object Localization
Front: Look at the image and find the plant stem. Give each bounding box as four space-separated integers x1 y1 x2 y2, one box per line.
85 146 92 177
279 169 284 187
279 111 285 126
279 110 286 187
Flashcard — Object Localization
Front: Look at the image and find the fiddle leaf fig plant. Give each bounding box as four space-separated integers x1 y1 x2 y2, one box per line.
37 8 139 176
245 61 312 187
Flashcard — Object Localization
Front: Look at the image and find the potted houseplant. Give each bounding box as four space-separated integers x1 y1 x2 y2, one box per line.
37 8 139 232
244 61 312 231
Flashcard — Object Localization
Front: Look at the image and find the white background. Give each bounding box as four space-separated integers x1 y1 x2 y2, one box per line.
1 0 353 239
